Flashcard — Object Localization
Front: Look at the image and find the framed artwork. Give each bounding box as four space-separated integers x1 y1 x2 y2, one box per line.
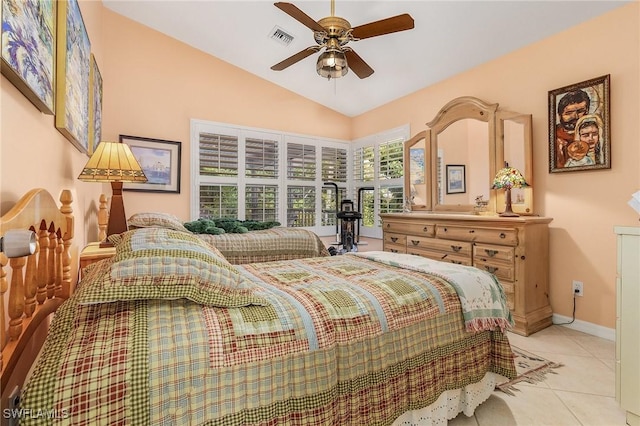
1 0 55 114
446 164 466 194
55 0 91 154
548 74 610 173
409 147 425 184
120 135 182 193
88 54 103 154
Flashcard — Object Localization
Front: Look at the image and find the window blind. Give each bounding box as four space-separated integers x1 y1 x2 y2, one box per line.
199 185 238 218
287 185 315 227
246 137 278 178
199 133 238 177
245 185 278 221
287 143 316 180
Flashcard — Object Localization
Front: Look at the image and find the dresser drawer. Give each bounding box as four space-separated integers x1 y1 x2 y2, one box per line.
383 221 436 237
408 236 472 257
384 242 406 254
436 225 518 246
407 247 472 266
384 232 407 246
474 244 515 262
474 259 515 281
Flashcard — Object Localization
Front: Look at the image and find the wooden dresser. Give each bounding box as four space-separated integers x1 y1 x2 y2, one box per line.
614 226 640 426
380 213 553 336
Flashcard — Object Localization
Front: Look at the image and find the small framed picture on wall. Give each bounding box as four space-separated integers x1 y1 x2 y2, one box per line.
446 164 466 194
119 135 181 193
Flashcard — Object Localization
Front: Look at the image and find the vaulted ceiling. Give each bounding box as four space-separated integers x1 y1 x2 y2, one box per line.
103 1 629 117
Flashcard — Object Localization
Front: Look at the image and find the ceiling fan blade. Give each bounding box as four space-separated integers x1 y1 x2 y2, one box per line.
274 2 325 33
344 49 374 79
271 46 321 71
351 14 414 40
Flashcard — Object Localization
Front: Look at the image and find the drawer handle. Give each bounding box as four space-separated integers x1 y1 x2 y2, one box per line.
451 260 462 265
500 233 506 239
468 229 475 233
411 240 420 246
390 249 398 253
451 245 462 252
423 226 429 232
386 223 391 228
484 249 498 257
391 237 398 243
485 266 498 274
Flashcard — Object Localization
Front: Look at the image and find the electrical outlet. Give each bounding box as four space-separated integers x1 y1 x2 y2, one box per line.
572 280 584 297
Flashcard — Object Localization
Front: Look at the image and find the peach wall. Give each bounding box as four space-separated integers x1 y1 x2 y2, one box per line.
1 1 107 264
352 3 640 331
100 8 351 221
2 2 638 333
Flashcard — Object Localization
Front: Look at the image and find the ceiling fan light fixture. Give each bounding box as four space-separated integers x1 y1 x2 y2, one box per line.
316 48 348 79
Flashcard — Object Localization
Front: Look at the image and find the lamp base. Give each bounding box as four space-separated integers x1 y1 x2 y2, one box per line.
99 240 115 248
498 211 520 218
499 188 520 217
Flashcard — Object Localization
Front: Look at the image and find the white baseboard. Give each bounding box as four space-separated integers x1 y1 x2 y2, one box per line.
552 314 616 341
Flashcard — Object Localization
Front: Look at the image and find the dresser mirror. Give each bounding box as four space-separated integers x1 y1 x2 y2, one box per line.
404 130 431 210
497 111 534 215
404 96 534 215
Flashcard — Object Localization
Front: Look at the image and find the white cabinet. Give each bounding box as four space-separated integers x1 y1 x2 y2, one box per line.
615 226 640 426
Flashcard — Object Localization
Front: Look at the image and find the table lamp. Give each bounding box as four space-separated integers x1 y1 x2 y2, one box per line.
78 142 147 246
491 164 529 217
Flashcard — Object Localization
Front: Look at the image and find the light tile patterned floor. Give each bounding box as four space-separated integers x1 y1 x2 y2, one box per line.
450 325 626 426
323 237 626 425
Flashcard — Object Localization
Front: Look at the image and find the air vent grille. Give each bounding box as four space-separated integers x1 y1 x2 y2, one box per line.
269 26 294 46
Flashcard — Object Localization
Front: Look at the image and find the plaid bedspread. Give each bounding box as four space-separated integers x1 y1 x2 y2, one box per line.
196 228 330 264
19 253 516 425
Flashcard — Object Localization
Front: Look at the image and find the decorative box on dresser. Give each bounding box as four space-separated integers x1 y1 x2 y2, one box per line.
380 213 553 336
614 226 640 426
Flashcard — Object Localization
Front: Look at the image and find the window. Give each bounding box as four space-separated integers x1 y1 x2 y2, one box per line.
287 143 316 180
199 133 238 177
352 125 409 238
246 185 278 221
246 137 278 178
191 120 352 235
199 185 238 218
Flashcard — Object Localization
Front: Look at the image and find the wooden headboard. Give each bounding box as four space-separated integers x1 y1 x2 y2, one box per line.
1 188 74 394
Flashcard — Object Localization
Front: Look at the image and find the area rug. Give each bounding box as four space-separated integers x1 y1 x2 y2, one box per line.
496 345 563 396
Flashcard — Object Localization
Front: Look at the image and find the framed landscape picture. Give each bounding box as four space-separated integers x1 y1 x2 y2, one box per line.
1 0 56 114
120 135 182 193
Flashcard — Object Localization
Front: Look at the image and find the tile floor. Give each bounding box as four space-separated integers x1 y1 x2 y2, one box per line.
320 236 627 425
450 325 627 426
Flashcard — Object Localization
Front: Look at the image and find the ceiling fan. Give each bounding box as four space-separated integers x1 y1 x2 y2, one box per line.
271 1 414 80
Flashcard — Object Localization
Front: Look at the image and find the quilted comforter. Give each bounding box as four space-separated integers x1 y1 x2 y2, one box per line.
19 252 516 425
196 227 330 264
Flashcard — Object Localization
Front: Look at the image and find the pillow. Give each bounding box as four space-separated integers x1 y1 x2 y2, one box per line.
127 212 191 233
77 228 267 308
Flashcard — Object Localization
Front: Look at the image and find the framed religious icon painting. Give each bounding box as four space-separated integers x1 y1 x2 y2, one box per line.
548 74 610 173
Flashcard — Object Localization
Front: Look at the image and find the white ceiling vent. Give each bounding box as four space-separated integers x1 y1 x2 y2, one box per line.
269 26 294 46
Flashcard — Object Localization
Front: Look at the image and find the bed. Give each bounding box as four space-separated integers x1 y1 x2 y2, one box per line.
3 189 517 425
99 197 330 264
1 189 74 412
